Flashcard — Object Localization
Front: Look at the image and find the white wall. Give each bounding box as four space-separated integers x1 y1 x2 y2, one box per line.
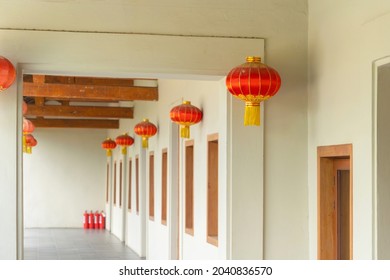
308 0 390 259
109 79 228 260
23 128 107 228
255 1 308 260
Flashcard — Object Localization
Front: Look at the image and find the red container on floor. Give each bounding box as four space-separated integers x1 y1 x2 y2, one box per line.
100 211 106 229
83 211 89 229
94 212 100 229
89 210 95 229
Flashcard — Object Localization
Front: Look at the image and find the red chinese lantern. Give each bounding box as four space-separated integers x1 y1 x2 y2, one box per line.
22 101 28 115
134 119 157 148
101 138 117 157
170 101 203 138
23 118 35 134
0 56 16 92
226 56 281 126
25 134 37 154
23 118 35 153
115 133 134 155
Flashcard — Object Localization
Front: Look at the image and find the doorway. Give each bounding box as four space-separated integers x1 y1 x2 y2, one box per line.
317 144 353 260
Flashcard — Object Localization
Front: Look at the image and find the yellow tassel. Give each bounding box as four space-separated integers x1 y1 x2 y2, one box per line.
180 126 190 138
23 134 27 153
142 137 148 149
121 146 127 155
106 149 112 157
244 102 261 126
27 147 32 154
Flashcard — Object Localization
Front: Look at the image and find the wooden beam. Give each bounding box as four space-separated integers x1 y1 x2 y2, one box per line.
44 97 119 103
23 82 158 101
28 118 119 129
24 74 136 87
35 97 45 106
74 77 135 87
26 104 134 119
33 75 45 84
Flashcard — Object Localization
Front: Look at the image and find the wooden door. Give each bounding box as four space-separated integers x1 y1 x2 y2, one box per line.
334 159 350 260
318 144 353 260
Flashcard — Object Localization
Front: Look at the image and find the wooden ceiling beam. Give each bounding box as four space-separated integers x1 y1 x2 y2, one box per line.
24 74 137 87
35 97 45 106
43 97 119 103
28 118 119 129
26 104 133 119
23 82 158 101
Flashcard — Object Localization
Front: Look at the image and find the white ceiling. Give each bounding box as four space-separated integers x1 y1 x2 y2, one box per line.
0 0 307 38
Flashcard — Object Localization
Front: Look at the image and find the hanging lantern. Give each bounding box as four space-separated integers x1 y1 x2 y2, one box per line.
115 133 134 155
101 138 117 157
134 119 157 149
170 101 203 138
22 101 28 115
25 134 37 154
0 56 16 92
23 118 35 133
226 56 281 126
23 118 35 153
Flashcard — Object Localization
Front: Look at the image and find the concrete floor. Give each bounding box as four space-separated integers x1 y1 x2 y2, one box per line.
24 228 142 260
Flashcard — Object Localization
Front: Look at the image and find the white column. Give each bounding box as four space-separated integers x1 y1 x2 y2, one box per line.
121 154 128 242
139 145 147 257
168 123 179 259
108 156 113 232
0 82 18 259
227 94 264 260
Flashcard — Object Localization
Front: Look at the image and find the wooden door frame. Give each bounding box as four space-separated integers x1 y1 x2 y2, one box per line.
317 144 353 259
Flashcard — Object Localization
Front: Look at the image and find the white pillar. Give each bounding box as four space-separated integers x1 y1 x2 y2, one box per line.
121 154 128 242
227 94 264 260
0 81 18 259
139 145 147 257
168 123 179 259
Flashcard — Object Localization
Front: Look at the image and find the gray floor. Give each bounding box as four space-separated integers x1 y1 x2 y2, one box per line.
24 228 143 260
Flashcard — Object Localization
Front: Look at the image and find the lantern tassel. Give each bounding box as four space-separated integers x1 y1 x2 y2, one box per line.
23 134 27 153
180 125 190 138
121 146 127 155
106 149 112 157
142 137 149 149
244 102 261 126
27 147 32 154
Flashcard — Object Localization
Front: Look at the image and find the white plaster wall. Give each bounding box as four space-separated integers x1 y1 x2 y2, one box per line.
109 79 227 260
172 79 225 260
108 154 129 242
308 0 390 259
245 1 308 260
23 128 107 228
